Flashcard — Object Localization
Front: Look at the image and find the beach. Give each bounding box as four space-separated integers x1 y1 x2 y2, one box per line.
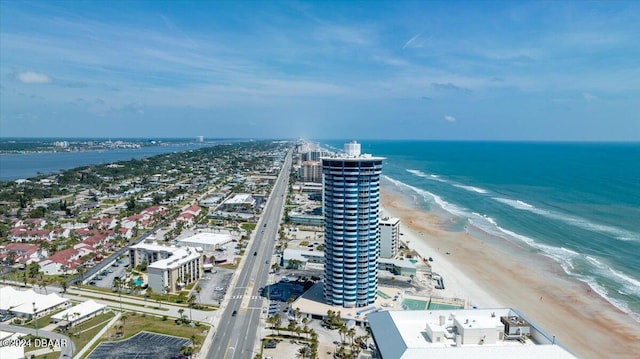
381 187 640 359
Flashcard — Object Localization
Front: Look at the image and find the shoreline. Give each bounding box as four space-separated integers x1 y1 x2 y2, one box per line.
380 186 640 359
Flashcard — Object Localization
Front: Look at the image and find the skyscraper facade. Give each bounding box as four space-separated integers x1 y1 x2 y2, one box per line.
322 141 383 308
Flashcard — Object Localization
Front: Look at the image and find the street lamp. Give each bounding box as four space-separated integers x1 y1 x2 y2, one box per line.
32 302 38 338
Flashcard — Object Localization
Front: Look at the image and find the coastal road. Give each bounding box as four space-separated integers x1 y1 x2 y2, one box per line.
207 149 292 359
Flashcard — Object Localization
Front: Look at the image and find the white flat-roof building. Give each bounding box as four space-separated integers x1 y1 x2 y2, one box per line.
221 194 256 210
177 232 233 252
380 216 400 258
0 286 69 318
52 300 107 328
367 308 576 359
129 242 179 268
148 247 203 293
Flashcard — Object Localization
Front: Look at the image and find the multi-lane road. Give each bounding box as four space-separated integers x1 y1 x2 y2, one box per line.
207 149 292 359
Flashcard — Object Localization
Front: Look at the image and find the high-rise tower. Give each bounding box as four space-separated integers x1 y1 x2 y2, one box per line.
322 141 383 308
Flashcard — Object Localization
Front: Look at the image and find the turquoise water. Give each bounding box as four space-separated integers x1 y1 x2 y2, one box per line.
133 278 143 286
322 140 640 322
402 298 428 310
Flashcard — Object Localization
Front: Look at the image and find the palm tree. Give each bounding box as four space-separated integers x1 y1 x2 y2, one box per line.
120 314 127 336
339 325 347 344
347 328 356 345
187 294 196 322
294 307 301 323
178 308 185 322
296 346 311 359
287 320 296 334
266 315 276 335
195 285 202 303
274 313 282 335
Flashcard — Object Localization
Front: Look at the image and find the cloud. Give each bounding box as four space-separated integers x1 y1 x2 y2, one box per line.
402 33 424 49
15 71 52 84
444 115 456 122
431 82 471 93
583 92 597 101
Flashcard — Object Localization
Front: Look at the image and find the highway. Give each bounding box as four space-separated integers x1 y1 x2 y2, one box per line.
207 149 292 359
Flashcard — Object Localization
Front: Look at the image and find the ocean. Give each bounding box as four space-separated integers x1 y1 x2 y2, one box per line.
0 144 206 181
322 140 640 322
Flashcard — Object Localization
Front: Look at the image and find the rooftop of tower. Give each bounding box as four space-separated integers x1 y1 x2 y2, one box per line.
320 140 385 161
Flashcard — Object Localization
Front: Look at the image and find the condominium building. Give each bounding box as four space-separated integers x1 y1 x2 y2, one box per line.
322 141 383 308
147 247 203 293
380 216 400 258
298 161 323 183
129 242 177 268
130 242 203 293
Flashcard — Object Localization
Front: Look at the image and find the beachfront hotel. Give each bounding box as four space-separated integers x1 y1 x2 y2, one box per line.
322 141 384 308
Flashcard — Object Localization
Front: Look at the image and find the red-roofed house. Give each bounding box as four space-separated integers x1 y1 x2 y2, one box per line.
40 248 85 275
176 212 195 227
183 205 201 216
8 228 53 242
0 243 47 264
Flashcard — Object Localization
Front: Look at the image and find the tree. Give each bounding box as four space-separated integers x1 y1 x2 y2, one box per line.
27 262 40 278
187 294 196 322
296 345 311 359
178 308 185 322
77 264 85 283
287 320 296 334
273 313 282 335
294 307 301 323
347 328 356 345
60 278 68 294
195 285 202 303
120 314 127 336
339 325 347 344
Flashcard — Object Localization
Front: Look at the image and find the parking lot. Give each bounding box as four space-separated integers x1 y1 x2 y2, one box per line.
196 267 234 305
86 256 130 290
87 331 189 359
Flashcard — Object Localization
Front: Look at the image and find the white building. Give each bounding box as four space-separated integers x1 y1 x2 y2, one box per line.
52 300 107 328
147 247 203 293
0 286 69 318
221 194 256 211
380 217 400 259
129 242 178 268
177 232 233 252
367 308 576 359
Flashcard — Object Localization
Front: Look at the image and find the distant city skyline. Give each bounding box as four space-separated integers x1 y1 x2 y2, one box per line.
1 1 639 141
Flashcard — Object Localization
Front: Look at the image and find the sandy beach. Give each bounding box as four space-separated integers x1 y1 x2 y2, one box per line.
381 187 640 359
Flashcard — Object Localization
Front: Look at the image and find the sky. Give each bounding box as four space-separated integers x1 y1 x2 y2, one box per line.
1 0 639 141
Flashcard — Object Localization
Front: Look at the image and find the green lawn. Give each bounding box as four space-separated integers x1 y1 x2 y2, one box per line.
82 312 209 359
69 312 116 354
12 308 65 329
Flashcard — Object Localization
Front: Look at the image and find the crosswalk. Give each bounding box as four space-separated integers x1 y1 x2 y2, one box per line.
230 295 262 300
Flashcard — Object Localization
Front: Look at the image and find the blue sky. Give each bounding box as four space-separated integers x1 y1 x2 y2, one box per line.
1 1 638 140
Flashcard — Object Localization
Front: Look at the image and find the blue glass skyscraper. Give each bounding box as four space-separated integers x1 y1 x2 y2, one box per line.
322 141 383 308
